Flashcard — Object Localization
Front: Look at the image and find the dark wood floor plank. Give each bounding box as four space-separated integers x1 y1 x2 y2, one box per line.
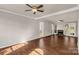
0 35 78 55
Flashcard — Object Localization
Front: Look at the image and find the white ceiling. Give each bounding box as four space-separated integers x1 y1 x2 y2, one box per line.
0 4 78 18
39 10 79 23
0 4 78 23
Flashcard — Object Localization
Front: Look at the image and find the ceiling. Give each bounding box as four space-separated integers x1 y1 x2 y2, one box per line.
39 10 79 23
0 4 78 23
0 4 78 19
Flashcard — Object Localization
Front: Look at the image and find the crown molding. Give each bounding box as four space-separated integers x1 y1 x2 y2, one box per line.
35 6 79 20
0 8 35 19
0 5 79 20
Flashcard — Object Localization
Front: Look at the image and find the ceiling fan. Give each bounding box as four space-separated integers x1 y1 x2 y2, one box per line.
25 4 44 14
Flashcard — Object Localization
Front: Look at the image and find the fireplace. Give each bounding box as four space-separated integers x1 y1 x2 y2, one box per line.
57 30 63 36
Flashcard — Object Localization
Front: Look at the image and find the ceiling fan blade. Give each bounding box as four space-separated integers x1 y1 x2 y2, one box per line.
25 9 31 11
37 10 44 12
37 5 43 9
26 4 32 8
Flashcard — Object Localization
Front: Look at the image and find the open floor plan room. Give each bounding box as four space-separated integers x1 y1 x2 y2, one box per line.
0 4 79 55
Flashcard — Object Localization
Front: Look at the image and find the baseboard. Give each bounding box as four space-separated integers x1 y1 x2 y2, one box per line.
64 35 78 38
0 34 53 49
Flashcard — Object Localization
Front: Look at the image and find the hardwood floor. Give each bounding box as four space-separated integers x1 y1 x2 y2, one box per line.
0 35 78 55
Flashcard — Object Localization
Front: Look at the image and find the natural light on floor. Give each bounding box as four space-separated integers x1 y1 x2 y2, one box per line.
29 48 44 55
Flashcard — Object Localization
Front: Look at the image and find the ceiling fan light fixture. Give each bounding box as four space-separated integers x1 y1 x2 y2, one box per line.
32 8 37 14
25 4 44 14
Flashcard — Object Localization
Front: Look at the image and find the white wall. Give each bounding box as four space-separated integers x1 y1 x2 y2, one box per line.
0 11 40 48
0 11 53 48
43 21 52 36
51 24 55 34
56 22 65 30
38 18 55 35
